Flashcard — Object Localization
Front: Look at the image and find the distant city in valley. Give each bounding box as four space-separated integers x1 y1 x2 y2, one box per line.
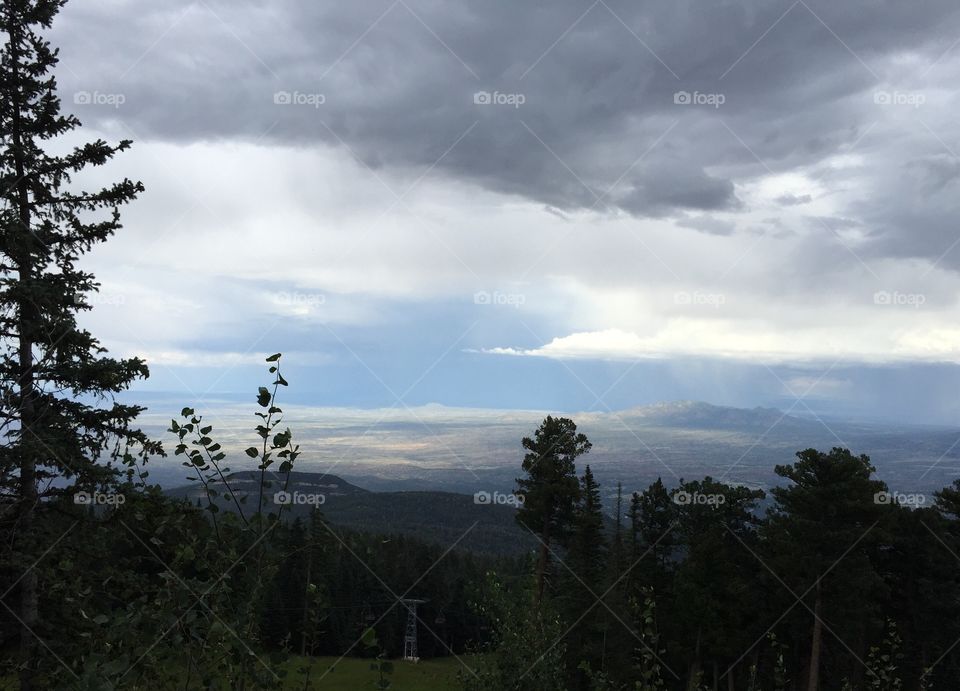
142 399 960 499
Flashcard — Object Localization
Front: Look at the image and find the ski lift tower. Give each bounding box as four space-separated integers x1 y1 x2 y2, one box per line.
400 598 427 661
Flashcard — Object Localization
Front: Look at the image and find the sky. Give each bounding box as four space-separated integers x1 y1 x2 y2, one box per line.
45 0 960 424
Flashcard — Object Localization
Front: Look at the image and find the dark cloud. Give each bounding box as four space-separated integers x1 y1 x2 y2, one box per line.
53 0 960 262
677 216 737 236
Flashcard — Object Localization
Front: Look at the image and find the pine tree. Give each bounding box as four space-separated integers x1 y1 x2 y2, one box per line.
514 415 591 604
630 478 677 603
628 490 641 562
564 465 608 681
0 1 158 686
611 481 624 581
672 478 764 687
764 448 886 691
569 465 606 584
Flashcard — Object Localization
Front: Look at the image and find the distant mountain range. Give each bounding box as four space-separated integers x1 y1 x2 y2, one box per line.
612 401 811 432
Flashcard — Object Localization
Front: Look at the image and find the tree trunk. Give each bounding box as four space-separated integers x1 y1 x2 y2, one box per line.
749 649 760 690
807 580 823 691
7 5 39 688
535 516 551 604
687 626 702 691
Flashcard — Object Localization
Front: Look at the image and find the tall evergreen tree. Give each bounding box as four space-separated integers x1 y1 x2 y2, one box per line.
878 503 960 687
515 415 591 604
568 465 606 585
764 448 886 691
631 478 677 600
0 1 158 686
672 477 765 688
611 481 624 581
564 465 607 684
628 490 642 562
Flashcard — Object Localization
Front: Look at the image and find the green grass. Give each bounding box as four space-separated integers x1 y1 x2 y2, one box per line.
0 654 480 690
285 654 477 689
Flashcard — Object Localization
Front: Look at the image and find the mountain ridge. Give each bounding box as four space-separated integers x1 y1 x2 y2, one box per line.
163 471 534 555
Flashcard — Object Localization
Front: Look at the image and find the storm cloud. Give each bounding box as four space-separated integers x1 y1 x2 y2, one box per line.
42 0 960 423
57 0 960 246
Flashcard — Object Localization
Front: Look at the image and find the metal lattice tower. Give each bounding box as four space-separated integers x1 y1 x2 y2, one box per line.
400 598 427 661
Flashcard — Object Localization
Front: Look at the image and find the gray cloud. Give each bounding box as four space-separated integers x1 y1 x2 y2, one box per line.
776 193 812 206
676 216 737 236
50 0 960 275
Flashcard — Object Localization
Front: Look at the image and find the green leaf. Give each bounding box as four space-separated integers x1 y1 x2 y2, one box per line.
244 447 259 458
265 353 281 362
181 407 194 417
257 387 271 407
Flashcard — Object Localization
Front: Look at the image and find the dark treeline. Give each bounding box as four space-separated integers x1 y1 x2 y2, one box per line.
259 515 513 659
468 415 960 690
0 486 513 672
5 408 960 689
